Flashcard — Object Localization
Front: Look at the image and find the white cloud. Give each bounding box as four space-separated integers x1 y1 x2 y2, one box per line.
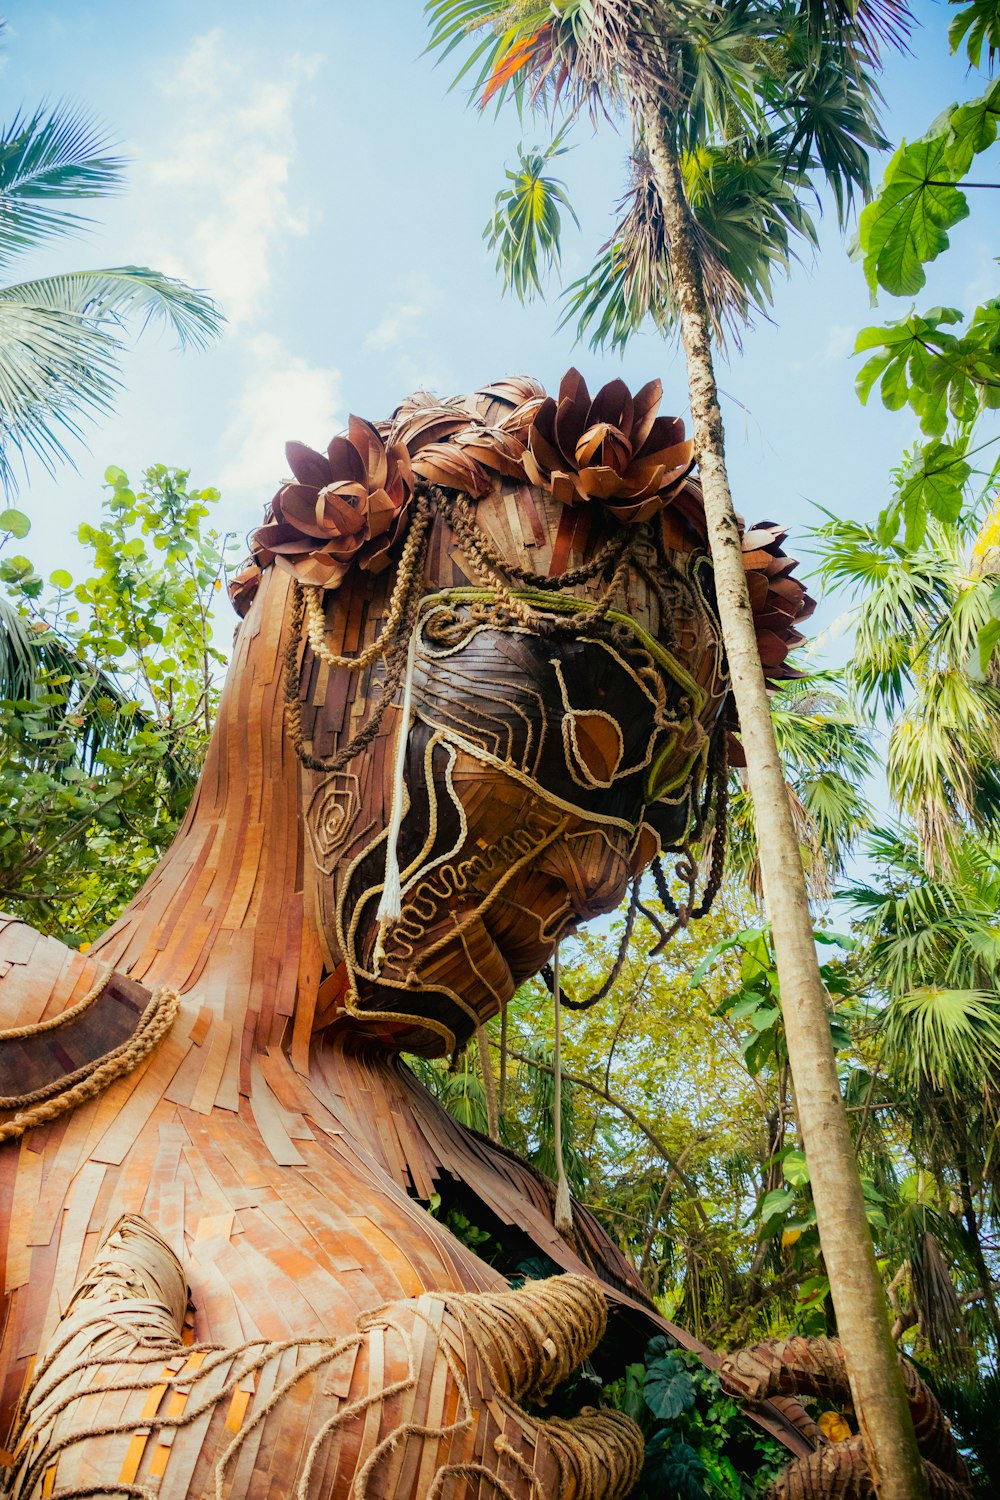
820 324 856 364
217 334 344 497
363 273 454 394
134 29 320 328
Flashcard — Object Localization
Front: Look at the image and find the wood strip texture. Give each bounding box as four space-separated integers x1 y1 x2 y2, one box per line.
0 373 817 1498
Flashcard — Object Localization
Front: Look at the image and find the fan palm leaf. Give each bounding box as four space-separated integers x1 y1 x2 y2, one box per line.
727 671 874 899
881 988 1000 1094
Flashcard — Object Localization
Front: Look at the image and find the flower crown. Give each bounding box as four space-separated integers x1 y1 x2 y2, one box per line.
229 368 814 683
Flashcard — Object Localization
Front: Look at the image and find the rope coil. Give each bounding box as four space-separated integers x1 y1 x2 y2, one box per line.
0 979 181 1145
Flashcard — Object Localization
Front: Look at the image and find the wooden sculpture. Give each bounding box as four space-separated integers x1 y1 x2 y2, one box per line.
721 1339 974 1498
0 372 816 1499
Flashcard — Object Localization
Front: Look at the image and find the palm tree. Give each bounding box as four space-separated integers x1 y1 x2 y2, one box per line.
727 669 875 901
0 105 222 491
846 828 1000 1355
425 3 926 1490
817 511 1000 872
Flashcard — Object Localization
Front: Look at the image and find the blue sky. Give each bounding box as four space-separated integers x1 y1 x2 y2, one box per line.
4 0 998 652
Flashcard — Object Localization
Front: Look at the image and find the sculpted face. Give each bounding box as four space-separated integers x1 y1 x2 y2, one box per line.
288 501 728 1057
234 371 811 1056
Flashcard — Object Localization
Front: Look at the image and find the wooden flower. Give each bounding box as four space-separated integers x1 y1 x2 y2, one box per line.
741 522 816 678
521 368 695 523
228 558 263 618
252 417 413 588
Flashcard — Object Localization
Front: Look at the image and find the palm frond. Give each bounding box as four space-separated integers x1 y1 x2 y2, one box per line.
0 267 224 351
485 139 579 302
794 0 914 66
880 987 1000 1094
0 300 118 490
0 597 146 772
0 271 223 492
887 671 1000 868
0 107 124 270
0 590 37 701
768 30 888 222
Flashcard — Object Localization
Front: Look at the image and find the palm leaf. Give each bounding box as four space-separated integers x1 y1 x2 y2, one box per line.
0 267 224 351
0 590 37 701
0 271 223 491
485 139 579 302
0 107 124 270
881 987 1000 1092
0 300 118 489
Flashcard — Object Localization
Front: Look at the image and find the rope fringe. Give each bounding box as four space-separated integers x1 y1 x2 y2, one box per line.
551 944 574 1238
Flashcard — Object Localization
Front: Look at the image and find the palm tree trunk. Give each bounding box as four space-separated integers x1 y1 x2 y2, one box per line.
641 105 928 1500
957 1157 1000 1350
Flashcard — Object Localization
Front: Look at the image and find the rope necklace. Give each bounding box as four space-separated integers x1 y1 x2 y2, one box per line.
0 973 181 1144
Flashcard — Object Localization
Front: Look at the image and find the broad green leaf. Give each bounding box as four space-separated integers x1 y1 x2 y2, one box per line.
760 1186 796 1221
644 1434 710 1498
644 1356 696 1421
948 77 1000 158
782 1150 811 1186
859 132 970 296
950 0 1000 66
0 508 30 538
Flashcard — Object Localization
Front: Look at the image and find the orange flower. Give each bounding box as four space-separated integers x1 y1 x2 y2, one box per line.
521 368 696 523
252 417 413 588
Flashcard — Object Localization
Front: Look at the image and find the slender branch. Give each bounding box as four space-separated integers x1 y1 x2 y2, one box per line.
499 1043 710 1227
637 1135 702 1277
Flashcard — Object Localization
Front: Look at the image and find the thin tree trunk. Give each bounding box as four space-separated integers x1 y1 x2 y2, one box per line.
957 1158 1000 1350
641 103 928 1500
476 1025 500 1142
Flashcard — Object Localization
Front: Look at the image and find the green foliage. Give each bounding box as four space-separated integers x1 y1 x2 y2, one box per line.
485 136 578 301
851 7 1000 558
854 303 1000 440
605 1335 787 1497
0 465 237 942
815 512 1000 861
949 0 1000 70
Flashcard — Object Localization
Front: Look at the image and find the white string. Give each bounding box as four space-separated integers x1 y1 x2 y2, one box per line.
552 942 574 1236
376 624 419 928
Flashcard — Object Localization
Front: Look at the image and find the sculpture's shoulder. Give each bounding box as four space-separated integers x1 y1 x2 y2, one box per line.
0 915 104 1031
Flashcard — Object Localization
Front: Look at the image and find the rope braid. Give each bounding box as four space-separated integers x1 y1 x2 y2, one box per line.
283 492 433 773
540 877 642 1013
0 978 181 1144
284 482 638 774
434 488 637 639
12 1263 641 1500
651 723 729 929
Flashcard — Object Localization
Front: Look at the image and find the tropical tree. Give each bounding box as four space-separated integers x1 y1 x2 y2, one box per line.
0 102 222 494
845 827 1000 1358
425 2 926 1489
0 465 237 941
816 510 1000 870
